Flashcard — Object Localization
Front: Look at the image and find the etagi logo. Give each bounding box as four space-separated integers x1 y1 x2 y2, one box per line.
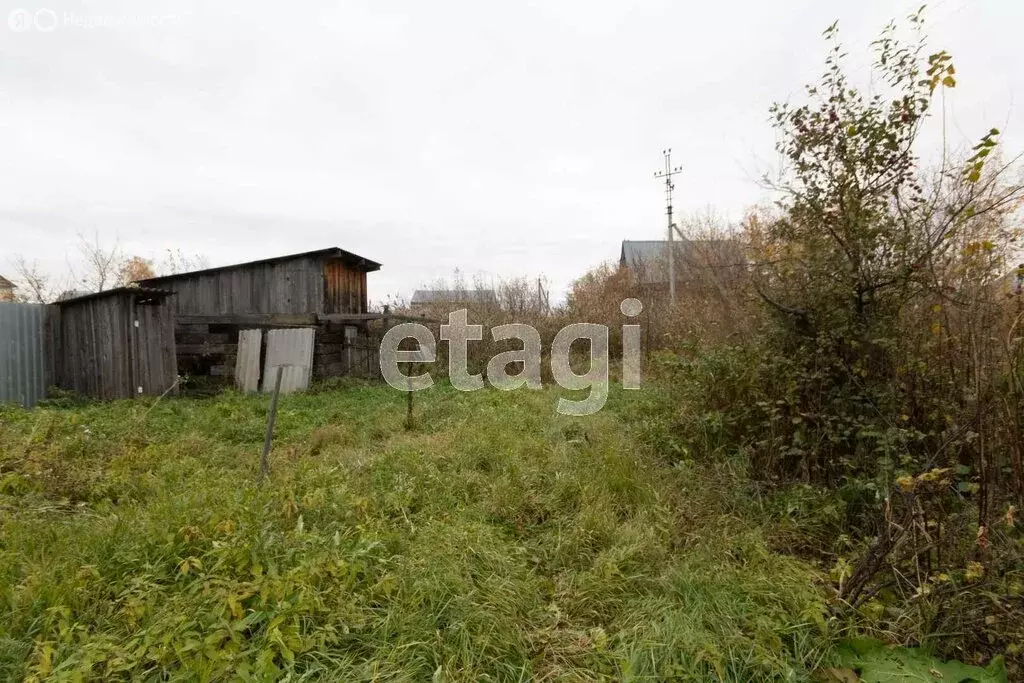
379 299 644 416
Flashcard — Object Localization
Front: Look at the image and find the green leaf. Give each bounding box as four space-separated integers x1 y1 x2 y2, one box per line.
837 638 1007 682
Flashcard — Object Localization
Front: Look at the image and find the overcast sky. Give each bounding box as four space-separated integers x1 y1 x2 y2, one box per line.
1 0 1021 303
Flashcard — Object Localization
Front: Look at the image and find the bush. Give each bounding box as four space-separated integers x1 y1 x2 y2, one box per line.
644 11 1024 674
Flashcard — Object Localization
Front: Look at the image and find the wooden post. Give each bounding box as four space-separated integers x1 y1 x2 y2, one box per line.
261 365 284 479
382 305 391 384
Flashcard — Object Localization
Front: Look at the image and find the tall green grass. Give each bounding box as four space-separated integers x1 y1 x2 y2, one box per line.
0 382 832 681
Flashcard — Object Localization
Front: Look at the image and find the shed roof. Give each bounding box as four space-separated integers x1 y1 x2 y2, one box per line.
0 275 15 288
411 289 498 305
53 287 174 307
138 247 381 285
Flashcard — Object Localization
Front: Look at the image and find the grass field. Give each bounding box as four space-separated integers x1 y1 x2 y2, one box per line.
0 381 833 681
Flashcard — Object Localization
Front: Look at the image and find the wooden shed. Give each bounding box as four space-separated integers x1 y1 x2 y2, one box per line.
136 247 381 317
46 287 178 400
134 247 383 386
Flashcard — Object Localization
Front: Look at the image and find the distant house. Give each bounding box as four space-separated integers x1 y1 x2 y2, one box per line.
0 275 15 302
620 239 744 287
410 289 498 313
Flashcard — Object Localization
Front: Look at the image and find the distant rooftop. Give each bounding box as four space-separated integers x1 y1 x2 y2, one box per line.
0 275 14 289
620 239 743 284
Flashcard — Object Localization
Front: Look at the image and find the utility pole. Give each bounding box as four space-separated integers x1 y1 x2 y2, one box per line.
654 149 682 305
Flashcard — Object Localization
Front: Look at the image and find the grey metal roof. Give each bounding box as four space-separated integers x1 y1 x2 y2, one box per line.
410 289 498 305
620 239 742 284
620 241 671 268
138 246 381 284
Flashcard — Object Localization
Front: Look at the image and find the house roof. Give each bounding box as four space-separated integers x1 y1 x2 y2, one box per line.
620 239 738 265
410 289 498 305
137 247 381 285
53 287 174 306
620 240 669 266
0 275 14 289
620 239 743 284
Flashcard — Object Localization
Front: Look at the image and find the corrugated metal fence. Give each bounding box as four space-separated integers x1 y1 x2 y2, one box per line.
0 302 47 407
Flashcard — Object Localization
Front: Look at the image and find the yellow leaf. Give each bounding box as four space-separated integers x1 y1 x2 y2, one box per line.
814 667 859 682
215 519 236 535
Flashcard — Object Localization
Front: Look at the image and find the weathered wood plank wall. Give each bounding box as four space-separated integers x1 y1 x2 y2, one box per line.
48 292 177 400
149 255 369 317
323 259 367 315
51 295 130 399
133 296 178 396
155 257 326 315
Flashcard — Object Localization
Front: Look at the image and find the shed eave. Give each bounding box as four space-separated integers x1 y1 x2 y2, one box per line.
53 287 175 307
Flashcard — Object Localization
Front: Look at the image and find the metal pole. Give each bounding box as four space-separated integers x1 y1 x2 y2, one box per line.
654 149 682 307
668 209 676 306
261 365 284 479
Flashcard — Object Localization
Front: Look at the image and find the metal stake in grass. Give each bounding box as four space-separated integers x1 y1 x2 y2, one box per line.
261 365 284 479
405 366 414 430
